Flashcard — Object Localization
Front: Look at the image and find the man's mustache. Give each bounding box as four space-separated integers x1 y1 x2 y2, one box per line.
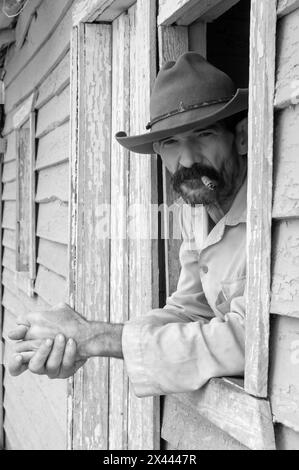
171 163 224 194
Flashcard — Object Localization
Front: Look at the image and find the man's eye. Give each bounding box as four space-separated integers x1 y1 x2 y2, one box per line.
195 131 212 137
162 139 177 147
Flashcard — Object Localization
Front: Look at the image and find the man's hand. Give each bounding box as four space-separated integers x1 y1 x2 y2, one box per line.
8 303 92 361
9 333 86 378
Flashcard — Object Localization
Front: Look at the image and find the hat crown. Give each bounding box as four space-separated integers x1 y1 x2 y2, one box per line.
150 53 236 123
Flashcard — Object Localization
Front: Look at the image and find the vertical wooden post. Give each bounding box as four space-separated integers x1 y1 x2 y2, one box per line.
109 11 130 450
69 22 112 450
245 0 277 397
127 0 160 450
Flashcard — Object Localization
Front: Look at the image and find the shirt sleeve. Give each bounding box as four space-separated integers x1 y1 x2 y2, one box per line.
122 207 245 397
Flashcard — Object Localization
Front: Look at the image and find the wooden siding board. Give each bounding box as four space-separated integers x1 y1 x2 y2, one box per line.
158 0 240 26
5 0 73 87
128 0 160 451
277 0 299 18
3 132 17 162
5 8 72 114
275 424 299 449
275 8 299 109
14 0 44 50
2 281 50 318
71 23 112 451
36 86 70 139
2 201 16 230
35 122 69 171
165 378 275 450
2 263 33 298
37 238 68 278
36 162 69 203
271 220 299 318
2 161 16 184
34 265 67 305
36 200 69 244
4 414 24 450
2 181 16 201
269 315 299 432
72 0 135 25
245 0 277 397
2 229 15 250
162 395 248 450
273 106 299 218
36 51 70 110
109 12 130 451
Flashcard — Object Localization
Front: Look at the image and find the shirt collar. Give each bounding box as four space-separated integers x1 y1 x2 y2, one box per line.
224 177 247 226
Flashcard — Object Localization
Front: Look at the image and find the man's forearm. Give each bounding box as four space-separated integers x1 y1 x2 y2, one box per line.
81 322 124 360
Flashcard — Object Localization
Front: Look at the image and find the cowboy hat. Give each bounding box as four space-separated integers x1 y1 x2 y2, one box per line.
116 52 248 154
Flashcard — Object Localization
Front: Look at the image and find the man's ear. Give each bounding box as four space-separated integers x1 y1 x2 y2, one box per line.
235 116 248 156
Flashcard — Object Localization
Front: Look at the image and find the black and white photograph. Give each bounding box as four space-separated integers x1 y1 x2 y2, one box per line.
0 0 298 453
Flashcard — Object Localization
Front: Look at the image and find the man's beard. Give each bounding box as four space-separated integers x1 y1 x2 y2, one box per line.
171 152 240 207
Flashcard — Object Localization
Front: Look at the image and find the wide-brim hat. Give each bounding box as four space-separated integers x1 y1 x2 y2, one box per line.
116 52 248 154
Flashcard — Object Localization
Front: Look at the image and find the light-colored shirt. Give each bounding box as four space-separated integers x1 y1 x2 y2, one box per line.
122 178 247 397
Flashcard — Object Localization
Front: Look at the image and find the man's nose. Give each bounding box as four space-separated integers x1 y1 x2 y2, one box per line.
179 143 197 168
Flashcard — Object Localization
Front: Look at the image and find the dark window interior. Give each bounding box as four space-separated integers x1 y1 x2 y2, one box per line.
207 0 251 88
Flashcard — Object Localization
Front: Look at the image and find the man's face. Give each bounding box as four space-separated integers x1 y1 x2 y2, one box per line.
154 123 240 206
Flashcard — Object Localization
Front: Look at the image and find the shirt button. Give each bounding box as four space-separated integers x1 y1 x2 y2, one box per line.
200 265 209 274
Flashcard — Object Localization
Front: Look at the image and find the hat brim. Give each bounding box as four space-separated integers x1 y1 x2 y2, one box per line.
116 88 248 154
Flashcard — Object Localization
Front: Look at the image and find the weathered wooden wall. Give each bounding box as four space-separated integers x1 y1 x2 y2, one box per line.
1 0 74 450
268 0 299 449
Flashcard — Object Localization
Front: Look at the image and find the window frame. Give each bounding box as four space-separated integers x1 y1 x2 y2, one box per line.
157 0 276 450
13 93 37 297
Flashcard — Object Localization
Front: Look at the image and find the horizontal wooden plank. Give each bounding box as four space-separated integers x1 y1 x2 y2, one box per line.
36 51 70 109
2 160 16 183
164 378 275 450
273 106 299 218
34 265 67 305
277 0 299 18
5 0 73 87
3 229 15 250
3 131 16 162
2 247 15 271
271 220 299 317
14 0 44 50
275 423 299 449
36 200 69 244
275 8 299 109
3 400 36 450
2 307 17 340
37 238 68 278
5 8 72 114
73 0 135 25
2 263 34 298
4 414 24 450
2 201 16 230
2 181 16 201
162 395 247 450
36 162 69 203
3 373 66 450
2 280 49 318
36 121 69 171
269 315 299 432
158 0 240 25
36 85 70 139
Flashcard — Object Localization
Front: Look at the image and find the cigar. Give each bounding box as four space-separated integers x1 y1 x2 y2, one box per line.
201 175 217 191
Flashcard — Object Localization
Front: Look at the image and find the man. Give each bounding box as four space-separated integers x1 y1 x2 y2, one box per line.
8 53 248 396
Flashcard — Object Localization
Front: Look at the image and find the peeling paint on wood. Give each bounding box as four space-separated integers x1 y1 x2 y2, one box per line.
245 0 277 398
275 8 299 109
273 106 299 218
271 220 299 317
158 0 240 26
127 0 160 451
269 315 299 432
109 11 130 451
70 23 112 450
35 122 69 171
